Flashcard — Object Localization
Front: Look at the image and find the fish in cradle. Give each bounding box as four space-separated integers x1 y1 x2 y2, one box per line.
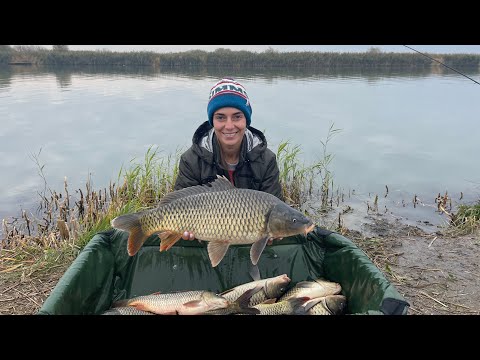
102 307 154 315
203 286 263 315
220 274 291 307
303 295 347 315
249 297 312 315
100 275 348 315
110 287 262 315
111 175 315 267
278 278 342 301
112 290 229 315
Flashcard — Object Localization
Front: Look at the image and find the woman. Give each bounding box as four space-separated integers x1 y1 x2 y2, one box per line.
174 77 283 241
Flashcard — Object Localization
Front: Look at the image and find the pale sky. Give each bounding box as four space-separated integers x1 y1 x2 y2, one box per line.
36 45 480 54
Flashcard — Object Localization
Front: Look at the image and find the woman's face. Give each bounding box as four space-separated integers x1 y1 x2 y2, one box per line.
212 107 247 149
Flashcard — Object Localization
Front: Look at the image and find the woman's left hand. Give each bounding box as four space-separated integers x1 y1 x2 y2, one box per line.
267 237 283 246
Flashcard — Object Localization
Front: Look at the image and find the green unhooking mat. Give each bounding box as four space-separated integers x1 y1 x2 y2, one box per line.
38 227 409 315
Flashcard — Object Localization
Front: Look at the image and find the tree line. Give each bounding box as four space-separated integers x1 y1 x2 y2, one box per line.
1 45 479 68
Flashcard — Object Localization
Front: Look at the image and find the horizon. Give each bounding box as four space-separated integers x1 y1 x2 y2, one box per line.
10 45 480 54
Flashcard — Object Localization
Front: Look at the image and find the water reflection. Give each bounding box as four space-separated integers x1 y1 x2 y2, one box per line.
0 66 12 89
1 64 478 90
54 69 73 88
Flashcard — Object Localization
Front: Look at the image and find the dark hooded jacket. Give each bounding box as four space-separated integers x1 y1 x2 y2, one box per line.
174 121 283 201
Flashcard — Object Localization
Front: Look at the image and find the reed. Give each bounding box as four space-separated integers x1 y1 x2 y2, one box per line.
2 46 480 68
446 201 480 235
277 123 341 214
0 145 182 275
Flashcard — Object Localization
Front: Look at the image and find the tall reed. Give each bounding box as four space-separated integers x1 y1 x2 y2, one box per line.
277 123 341 213
0 146 183 277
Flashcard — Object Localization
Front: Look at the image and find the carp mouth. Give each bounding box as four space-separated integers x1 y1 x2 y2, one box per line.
304 223 315 236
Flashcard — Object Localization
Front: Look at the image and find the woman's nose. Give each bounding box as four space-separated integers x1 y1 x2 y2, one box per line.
224 117 235 128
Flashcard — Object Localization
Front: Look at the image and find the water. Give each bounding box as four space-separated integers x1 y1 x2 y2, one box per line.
1 65 479 235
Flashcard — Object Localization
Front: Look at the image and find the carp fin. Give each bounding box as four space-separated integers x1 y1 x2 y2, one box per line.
249 264 261 281
159 175 234 206
128 301 151 313
235 285 263 309
111 212 149 256
289 297 312 315
303 297 324 312
182 300 203 308
159 231 182 251
250 236 270 266
207 241 230 267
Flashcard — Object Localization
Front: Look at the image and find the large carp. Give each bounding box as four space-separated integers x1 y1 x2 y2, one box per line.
111 175 314 267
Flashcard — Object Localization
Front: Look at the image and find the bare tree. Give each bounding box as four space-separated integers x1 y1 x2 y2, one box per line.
367 47 382 54
52 45 69 51
264 47 278 54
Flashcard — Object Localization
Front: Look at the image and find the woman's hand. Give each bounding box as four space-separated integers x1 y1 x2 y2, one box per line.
182 231 196 241
267 237 283 246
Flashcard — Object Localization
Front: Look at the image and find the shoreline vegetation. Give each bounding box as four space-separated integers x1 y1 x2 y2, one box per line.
1 45 480 69
1 137 478 279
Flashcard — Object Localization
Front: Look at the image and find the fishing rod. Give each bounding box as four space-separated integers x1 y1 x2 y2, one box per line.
403 45 480 86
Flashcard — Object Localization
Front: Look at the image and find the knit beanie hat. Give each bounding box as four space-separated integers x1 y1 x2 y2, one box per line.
207 78 252 126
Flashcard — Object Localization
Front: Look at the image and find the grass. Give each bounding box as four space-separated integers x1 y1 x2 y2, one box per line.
446 201 480 236
432 189 480 235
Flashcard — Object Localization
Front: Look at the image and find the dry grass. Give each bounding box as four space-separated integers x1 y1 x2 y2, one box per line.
0 261 68 315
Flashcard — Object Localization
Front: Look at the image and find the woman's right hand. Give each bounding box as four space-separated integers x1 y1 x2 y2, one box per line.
182 231 196 241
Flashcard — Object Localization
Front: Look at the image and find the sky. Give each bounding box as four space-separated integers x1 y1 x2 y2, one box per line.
34 45 480 54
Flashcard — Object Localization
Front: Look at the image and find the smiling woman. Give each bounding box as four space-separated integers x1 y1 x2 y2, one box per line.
207 78 251 173
173 77 284 241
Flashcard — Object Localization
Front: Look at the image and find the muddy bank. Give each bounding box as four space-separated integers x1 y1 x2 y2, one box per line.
346 216 480 315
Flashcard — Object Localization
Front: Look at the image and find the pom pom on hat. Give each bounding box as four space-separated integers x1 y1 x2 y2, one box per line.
207 78 252 126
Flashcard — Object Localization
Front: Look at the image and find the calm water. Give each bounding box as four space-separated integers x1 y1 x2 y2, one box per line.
1 65 479 234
